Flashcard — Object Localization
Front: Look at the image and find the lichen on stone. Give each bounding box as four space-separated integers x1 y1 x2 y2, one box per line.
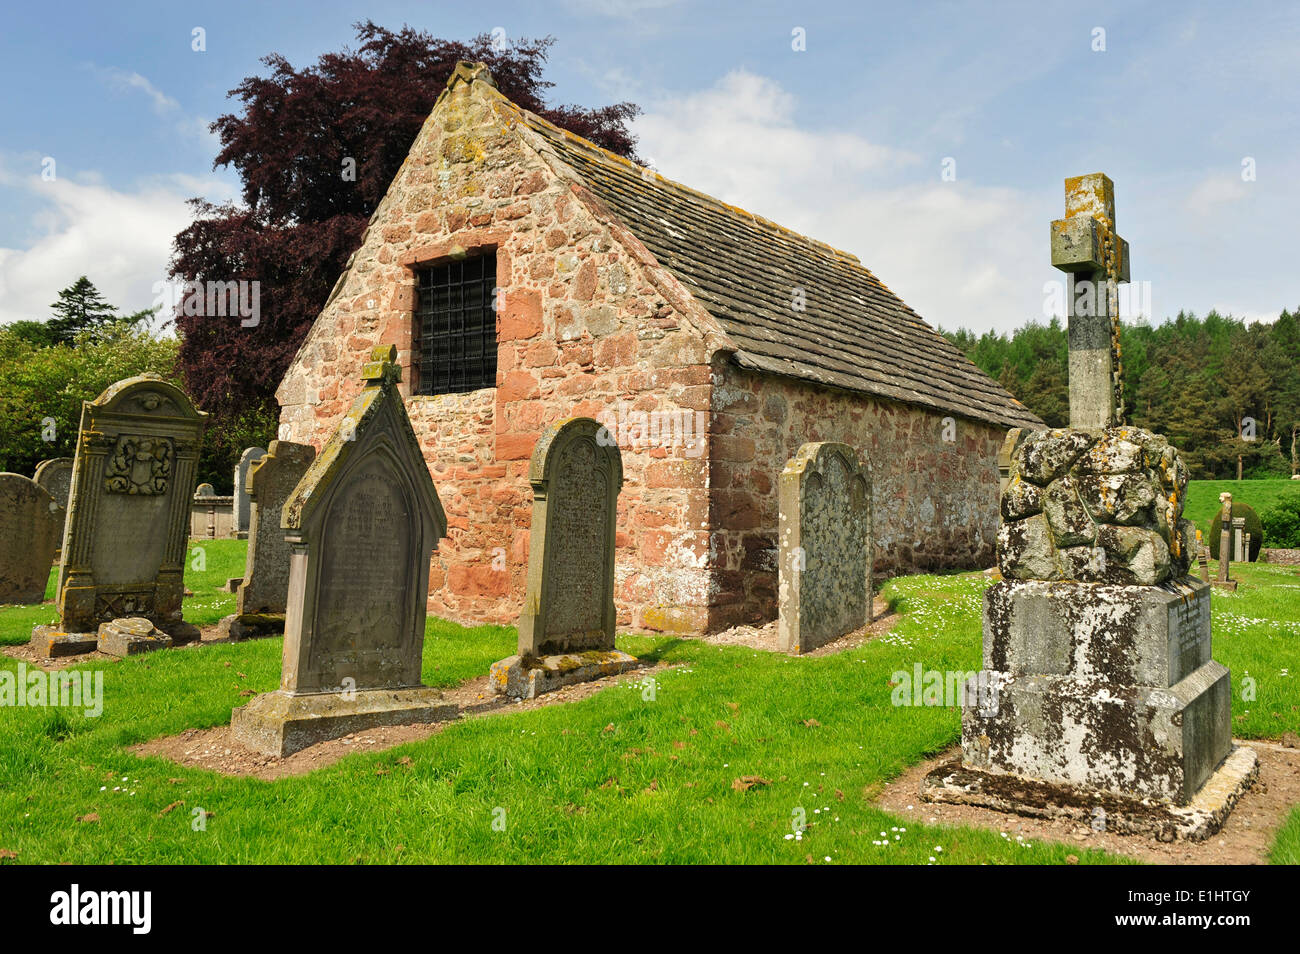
998 426 1192 585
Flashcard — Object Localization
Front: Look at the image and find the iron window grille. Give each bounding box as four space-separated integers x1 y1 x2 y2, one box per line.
413 253 498 395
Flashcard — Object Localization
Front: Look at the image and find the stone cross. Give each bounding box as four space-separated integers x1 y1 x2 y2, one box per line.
1051 173 1130 428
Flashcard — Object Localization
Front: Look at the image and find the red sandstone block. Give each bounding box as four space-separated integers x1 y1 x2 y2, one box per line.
499 290 543 341
574 259 598 301
497 370 539 402
497 432 537 460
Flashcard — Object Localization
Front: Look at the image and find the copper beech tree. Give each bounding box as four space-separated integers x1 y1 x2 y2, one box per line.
170 21 640 424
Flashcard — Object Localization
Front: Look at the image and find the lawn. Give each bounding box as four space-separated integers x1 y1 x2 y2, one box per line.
1 540 1297 864
1184 478 1300 540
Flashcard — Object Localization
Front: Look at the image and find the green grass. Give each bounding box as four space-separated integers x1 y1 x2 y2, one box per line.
0 541 1297 865
1184 479 1300 539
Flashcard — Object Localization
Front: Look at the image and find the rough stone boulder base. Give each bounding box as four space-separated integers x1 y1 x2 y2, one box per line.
999 426 1192 585
231 347 451 756
0 474 61 603
233 441 316 624
778 442 872 653
232 446 268 534
491 417 637 698
56 375 208 633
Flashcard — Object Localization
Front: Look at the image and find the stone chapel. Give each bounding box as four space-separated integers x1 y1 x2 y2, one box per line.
276 61 1043 634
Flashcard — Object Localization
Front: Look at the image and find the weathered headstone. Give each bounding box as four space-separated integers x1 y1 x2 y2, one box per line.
232 446 268 536
231 347 453 756
490 417 638 698
923 174 1255 840
33 457 74 562
50 375 207 642
1196 529 1210 583
778 442 872 654
226 440 316 639
195 483 216 497
33 458 74 511
0 474 61 603
1232 518 1247 563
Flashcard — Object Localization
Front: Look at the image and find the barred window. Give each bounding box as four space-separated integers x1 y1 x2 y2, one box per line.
412 253 498 395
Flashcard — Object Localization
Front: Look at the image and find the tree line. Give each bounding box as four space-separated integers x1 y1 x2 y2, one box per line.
944 310 1300 479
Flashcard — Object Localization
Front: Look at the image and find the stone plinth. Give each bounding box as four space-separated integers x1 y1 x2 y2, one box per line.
231 687 457 758
97 617 173 657
928 575 1248 837
490 650 640 700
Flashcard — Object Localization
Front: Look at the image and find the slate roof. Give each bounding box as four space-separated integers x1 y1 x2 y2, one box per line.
487 70 1041 431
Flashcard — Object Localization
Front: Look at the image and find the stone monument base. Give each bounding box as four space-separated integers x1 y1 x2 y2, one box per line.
31 626 98 658
490 650 640 700
216 613 286 641
97 617 172 657
231 686 457 757
921 744 1258 841
1211 579 1239 591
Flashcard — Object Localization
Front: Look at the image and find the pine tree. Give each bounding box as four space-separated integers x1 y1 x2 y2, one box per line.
47 276 119 345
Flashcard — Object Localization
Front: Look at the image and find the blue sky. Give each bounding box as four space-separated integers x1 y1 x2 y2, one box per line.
1 0 1296 334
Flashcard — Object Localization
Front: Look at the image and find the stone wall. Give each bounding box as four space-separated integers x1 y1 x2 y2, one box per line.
707 358 1004 629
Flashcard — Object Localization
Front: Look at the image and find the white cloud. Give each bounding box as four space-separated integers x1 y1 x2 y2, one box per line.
96 67 179 115
630 71 1045 335
0 162 236 326
89 65 217 152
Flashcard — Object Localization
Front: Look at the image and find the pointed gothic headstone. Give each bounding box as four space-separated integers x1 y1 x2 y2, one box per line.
923 175 1255 840
490 417 638 698
231 347 454 756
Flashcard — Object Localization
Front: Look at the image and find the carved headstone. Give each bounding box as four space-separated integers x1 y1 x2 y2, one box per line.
195 483 216 496
228 440 316 638
778 442 872 654
490 417 638 698
924 175 1253 840
233 446 268 535
53 375 208 636
231 347 452 756
0 474 61 603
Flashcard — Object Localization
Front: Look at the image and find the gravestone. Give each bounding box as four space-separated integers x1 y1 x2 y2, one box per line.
1232 518 1246 563
231 347 453 756
33 458 74 510
923 174 1254 840
490 417 638 698
226 440 316 639
233 446 268 536
195 483 215 497
33 457 74 562
0 474 61 603
778 442 873 654
50 374 208 640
